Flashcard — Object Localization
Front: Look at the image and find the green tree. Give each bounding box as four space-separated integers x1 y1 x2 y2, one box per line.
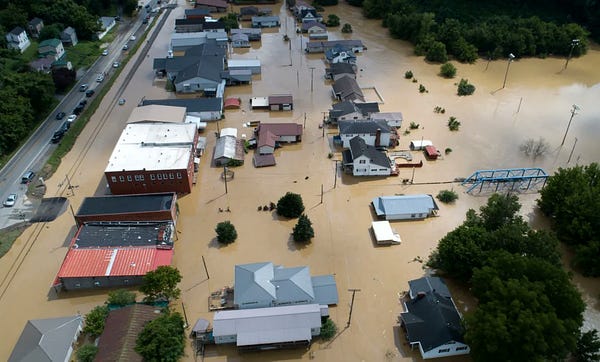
107 289 136 307
425 41 448 62
341 23 353 33
39 24 63 41
436 189 458 203
457 78 475 96
277 192 305 218
314 0 338 5
221 13 239 32
139 266 182 303
440 62 457 78
326 14 340 27
76 344 98 362
320 318 337 339
576 329 600 362
0 3 28 31
83 305 109 338
215 220 237 244
293 214 314 243
135 311 185 362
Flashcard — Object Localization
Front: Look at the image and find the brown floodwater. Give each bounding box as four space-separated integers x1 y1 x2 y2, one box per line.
1 1 599 361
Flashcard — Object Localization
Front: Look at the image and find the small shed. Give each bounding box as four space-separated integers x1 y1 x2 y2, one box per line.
424 145 439 160
231 33 250 48
224 97 241 109
253 153 276 167
251 16 280 28
371 221 401 245
372 194 439 220
409 140 433 150
250 96 269 109
268 94 293 111
228 59 261 74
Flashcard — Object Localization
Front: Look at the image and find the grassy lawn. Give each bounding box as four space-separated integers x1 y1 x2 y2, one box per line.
19 41 39 62
67 41 102 70
0 222 31 258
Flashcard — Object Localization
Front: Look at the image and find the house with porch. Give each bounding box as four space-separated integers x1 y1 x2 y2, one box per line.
231 33 250 48
38 38 65 61
325 45 357 64
302 21 327 40
6 27 31 53
28 18 44 38
60 26 78 46
298 8 322 23
325 62 357 81
332 75 365 102
252 16 280 28
327 100 380 124
342 136 393 176
399 277 470 359
338 119 392 148
255 122 303 154
369 112 403 128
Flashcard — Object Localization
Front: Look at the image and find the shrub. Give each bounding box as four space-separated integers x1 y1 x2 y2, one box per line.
419 84 427 93
341 23 353 33
425 41 448 63
227 159 243 167
76 344 98 362
404 70 413 79
434 106 446 114
445 147 452 155
437 190 459 203
107 289 136 307
293 214 315 243
215 221 237 244
457 78 475 96
411 78 418 83
440 62 457 78
320 318 337 340
326 14 340 27
83 306 109 338
328 152 333 159
277 192 305 218
403 130 411 135
448 116 461 131
409 122 419 129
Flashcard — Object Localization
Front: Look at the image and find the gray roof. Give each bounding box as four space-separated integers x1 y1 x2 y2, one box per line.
62 26 76 35
338 119 390 135
302 21 326 31
240 6 259 15
327 62 356 76
74 221 173 248
307 39 364 50
185 8 211 16
272 266 315 303
348 136 390 167
214 135 239 160
9 315 83 362
325 45 357 61
177 55 224 83
252 16 279 22
76 193 175 217
99 17 115 30
400 291 465 352
408 277 451 299
231 33 249 42
231 28 262 35
355 102 380 114
185 40 227 56
142 98 223 113
332 75 364 102
10 26 25 35
29 18 43 26
234 262 277 306
311 275 339 305
372 194 438 217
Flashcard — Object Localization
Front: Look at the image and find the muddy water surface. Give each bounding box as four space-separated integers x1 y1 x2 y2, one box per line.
1 1 599 361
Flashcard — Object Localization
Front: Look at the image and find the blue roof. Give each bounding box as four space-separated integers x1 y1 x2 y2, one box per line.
372 195 438 217
311 275 339 305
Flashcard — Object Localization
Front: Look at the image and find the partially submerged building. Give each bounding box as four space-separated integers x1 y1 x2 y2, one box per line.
141 98 224 121
342 136 393 176
338 119 392 148
332 75 365 102
214 135 245 166
255 122 303 155
371 194 438 220
305 39 365 53
327 100 380 124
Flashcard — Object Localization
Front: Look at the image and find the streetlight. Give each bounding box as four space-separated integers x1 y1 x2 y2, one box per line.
561 104 580 146
564 39 580 69
502 53 515 89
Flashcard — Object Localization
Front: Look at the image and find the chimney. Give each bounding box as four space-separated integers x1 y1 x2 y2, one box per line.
375 128 381 147
417 291 426 299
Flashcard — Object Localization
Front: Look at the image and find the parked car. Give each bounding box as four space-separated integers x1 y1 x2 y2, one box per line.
130 35 136 41
67 114 77 123
96 74 104 82
102 49 109 56
122 44 128 50
73 104 84 115
79 84 88 92
3 194 17 207
51 130 65 143
55 112 66 120
85 89 95 97
21 171 35 184
118 98 126 105
113 61 120 68
79 99 87 107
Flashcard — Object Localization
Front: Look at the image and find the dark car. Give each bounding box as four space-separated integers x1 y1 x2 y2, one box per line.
55 112 66 120
85 89 95 97
79 99 88 106
21 171 35 184
73 104 84 115
51 130 65 143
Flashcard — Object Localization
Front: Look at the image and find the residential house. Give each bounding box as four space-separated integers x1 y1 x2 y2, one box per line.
371 194 439 220
325 45 357 64
185 8 211 19
239 6 259 21
302 21 327 40
231 33 250 48
231 28 262 41
38 38 65 61
234 261 339 309
195 0 227 12
327 100 380 124
104 122 198 194
214 134 245 166
268 94 293 111
8 316 83 362
95 304 163 361
213 304 324 350
171 31 228 54
342 136 393 176
325 62 357 81
28 18 44 38
202 19 226 32
292 1 314 16
305 39 365 53
60 26 78 46
332 75 365 102
175 18 205 33
6 27 31 53
98 16 116 39
141 98 224 121
251 16 280 28
369 112 403 128
227 58 261 74
338 119 391 148
399 277 470 359
298 8 322 23
255 122 303 154
29 57 54 73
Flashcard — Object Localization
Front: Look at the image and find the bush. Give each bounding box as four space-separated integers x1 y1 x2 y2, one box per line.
440 62 457 78
445 147 452 155
425 41 448 63
215 221 237 244
437 190 459 203
409 122 420 129
83 305 109 338
434 106 446 114
227 159 243 167
277 192 305 218
320 318 337 340
457 78 475 96
447 116 461 131
328 152 333 159
326 14 340 27
419 84 427 93
341 23 353 33
76 344 98 362
107 289 136 307
404 70 413 79
293 214 315 243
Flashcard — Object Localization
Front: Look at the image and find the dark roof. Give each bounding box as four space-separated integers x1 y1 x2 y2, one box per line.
253 153 276 167
331 100 358 115
327 62 356 76
332 75 365 102
185 8 211 16
348 136 390 167
400 291 465 352
74 221 173 248
153 58 166 70
202 21 226 30
29 18 43 26
408 277 451 299
195 0 227 8
95 305 162 362
177 55 224 83
176 18 205 26
142 98 223 112
355 102 380 114
268 94 293 104
302 21 326 31
240 6 259 15
10 26 25 35
185 40 226 56
76 193 175 217
325 45 356 60
339 119 390 135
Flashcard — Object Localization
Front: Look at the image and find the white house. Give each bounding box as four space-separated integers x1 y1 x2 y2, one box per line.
231 33 250 48
251 16 280 28
38 38 65 61
338 119 391 148
342 136 393 176
227 59 261 74
369 112 403 128
400 277 470 359
6 27 31 53
97 16 116 39
371 194 438 220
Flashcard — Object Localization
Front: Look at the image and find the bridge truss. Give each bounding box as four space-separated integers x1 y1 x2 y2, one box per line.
462 167 548 194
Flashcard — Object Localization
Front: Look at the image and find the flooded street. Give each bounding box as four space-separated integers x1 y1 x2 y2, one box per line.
1 1 599 361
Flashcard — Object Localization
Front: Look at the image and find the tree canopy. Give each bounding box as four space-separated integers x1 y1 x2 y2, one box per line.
106 289 136 307
135 311 185 362
215 220 237 244
293 214 314 243
83 305 109 338
139 266 182 303
276 192 305 218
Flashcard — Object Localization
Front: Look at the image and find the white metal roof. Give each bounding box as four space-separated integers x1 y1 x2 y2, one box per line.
410 140 433 149
250 97 268 107
105 123 196 172
228 59 261 67
237 328 311 347
220 127 238 138
128 105 187 124
372 221 401 243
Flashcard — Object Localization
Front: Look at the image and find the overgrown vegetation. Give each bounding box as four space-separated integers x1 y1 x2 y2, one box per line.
440 62 457 78
83 305 109 338
76 344 98 362
216 221 238 245
220 12 239 32
418 84 427 93
520 137 550 160
135 310 186 362
276 192 305 218
434 106 446 114
436 189 458 203
326 14 340 27
320 318 337 340
404 70 413 79
457 78 475 96
106 289 136 307
341 23 353 33
139 266 182 303
447 116 460 131
292 214 314 243
409 122 419 129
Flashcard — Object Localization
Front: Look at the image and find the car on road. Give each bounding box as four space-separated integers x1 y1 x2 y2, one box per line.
73 104 84 115
122 44 129 50
96 74 104 82
55 112 66 120
67 114 77 123
113 61 120 68
85 89 95 97
21 171 35 184
118 98 126 105
51 130 65 143
102 49 109 56
79 84 88 92
79 99 87 107
142 18 148 24
130 35 136 41
3 194 17 207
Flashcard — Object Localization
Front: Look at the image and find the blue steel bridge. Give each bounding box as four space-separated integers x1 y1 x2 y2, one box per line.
462 167 548 194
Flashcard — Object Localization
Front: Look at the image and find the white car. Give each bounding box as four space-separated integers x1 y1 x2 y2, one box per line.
67 114 77 123
96 74 104 82
113 62 120 68
130 35 136 41
101 49 109 56
3 194 17 207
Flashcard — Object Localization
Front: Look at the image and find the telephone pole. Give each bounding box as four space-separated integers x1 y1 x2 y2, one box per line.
347 288 361 327
309 67 315 93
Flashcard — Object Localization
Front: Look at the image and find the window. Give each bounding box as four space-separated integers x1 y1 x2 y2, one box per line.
119 176 125 182
150 174 155 180
163 173 168 180
169 173 174 180
438 348 450 353
411 214 416 218
358 159 366 164
157 174 162 180
176 172 182 179
456 346 468 351
134 175 140 181
127 175 132 182
111 176 117 182
140 175 144 181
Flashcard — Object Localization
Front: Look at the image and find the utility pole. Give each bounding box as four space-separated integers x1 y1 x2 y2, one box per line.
561 104 580 146
346 288 361 327
502 53 515 89
320 184 323 204
181 302 189 328
223 166 228 194
65 174 74 196
567 137 578 164
564 39 580 69
303 112 307 129
309 67 315 93
334 160 339 188
202 255 210 279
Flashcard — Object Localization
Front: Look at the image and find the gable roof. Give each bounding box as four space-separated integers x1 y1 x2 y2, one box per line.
177 55 224 83
234 262 277 306
29 18 43 26
372 194 438 217
338 119 390 135
332 75 364 102
348 136 390 167
195 0 227 8
10 26 26 35
240 6 259 15
185 8 211 17
9 315 83 362
62 26 76 36
272 266 315 302
327 62 356 76
141 98 223 113
401 291 465 352
408 276 451 299
302 21 326 32
39 38 61 48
